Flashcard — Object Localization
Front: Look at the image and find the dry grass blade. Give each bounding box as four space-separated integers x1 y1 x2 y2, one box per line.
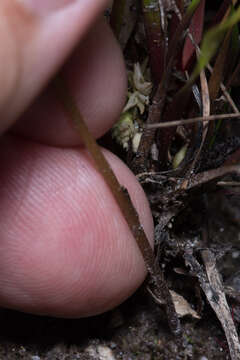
184 245 240 360
145 112 240 129
199 69 210 141
201 250 240 360
200 69 210 120
185 69 210 175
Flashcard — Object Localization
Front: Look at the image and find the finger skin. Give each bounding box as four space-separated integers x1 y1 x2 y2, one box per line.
12 20 127 146
0 0 108 132
0 0 154 318
0 136 153 317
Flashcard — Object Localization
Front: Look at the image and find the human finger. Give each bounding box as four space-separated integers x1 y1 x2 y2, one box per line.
0 135 153 317
0 0 108 133
12 20 127 146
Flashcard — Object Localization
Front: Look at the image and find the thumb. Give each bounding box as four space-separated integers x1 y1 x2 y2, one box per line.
0 0 107 134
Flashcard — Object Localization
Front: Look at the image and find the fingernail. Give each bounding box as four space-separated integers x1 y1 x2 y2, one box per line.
18 0 77 16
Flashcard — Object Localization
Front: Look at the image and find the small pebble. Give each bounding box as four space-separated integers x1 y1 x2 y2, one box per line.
85 345 116 360
232 251 240 259
97 345 116 360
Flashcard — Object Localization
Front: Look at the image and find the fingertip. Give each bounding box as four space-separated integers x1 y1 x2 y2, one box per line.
13 20 127 146
0 138 153 317
0 0 109 132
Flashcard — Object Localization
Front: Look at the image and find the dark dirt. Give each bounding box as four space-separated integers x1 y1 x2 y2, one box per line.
0 293 233 360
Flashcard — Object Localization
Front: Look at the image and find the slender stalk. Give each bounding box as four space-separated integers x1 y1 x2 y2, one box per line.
145 112 240 128
54 74 181 338
53 76 153 265
141 0 165 84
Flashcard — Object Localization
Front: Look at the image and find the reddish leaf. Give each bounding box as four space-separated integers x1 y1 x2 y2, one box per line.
181 0 205 70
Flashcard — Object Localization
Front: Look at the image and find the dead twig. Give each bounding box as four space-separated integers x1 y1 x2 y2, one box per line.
183 68 210 176
201 250 240 360
184 245 240 360
145 112 240 129
186 165 240 189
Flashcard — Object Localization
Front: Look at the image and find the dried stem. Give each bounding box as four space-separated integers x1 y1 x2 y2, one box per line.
201 250 240 360
54 74 181 339
54 75 152 265
145 112 240 129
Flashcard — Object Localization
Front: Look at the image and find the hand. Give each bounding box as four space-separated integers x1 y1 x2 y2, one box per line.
0 0 153 317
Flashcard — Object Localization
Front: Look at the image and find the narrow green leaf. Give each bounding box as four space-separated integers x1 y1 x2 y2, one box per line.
192 5 240 80
187 0 201 15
